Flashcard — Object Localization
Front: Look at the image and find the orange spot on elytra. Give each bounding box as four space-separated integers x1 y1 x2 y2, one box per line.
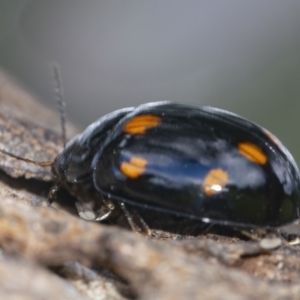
124 114 161 134
120 157 148 179
238 142 267 165
202 169 228 196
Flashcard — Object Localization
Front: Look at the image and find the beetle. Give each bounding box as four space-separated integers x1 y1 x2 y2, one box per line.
48 101 300 229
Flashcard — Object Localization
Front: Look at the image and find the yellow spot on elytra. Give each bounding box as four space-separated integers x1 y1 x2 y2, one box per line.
120 157 148 179
238 142 267 165
203 168 228 196
124 114 161 134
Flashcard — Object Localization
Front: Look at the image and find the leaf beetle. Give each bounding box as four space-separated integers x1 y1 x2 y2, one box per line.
50 101 300 229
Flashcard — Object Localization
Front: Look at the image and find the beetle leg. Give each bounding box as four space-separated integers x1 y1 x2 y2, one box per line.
237 228 267 241
119 202 152 236
94 199 115 221
277 230 300 246
237 228 300 249
48 183 62 205
75 198 115 221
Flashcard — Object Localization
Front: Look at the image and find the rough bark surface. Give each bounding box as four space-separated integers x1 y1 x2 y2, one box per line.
0 69 300 300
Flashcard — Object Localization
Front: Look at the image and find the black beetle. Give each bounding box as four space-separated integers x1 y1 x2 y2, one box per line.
49 101 300 228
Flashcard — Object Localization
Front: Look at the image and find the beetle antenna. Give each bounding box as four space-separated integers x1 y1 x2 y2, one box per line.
53 63 67 148
0 149 53 167
0 66 66 168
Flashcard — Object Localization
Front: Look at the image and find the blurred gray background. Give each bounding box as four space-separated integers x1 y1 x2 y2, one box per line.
0 1 300 162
